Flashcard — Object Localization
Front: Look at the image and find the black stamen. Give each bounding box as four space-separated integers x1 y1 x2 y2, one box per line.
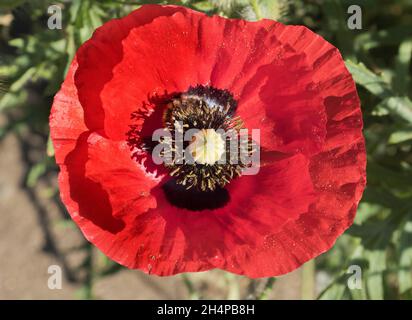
162 179 230 211
127 85 256 211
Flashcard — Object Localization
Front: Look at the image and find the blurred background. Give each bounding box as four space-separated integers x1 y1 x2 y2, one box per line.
0 0 412 300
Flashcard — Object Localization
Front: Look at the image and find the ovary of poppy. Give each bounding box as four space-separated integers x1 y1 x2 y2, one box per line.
49 4 366 278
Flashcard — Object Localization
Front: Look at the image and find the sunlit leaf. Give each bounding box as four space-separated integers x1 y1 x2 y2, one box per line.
383 97 412 123
346 60 412 123
392 39 412 94
26 161 47 188
365 249 386 299
355 27 412 51
388 129 412 144
398 214 412 294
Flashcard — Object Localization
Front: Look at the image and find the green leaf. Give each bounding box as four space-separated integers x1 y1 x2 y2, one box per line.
88 3 105 29
392 39 412 95
69 0 84 25
26 161 47 188
47 134 55 157
191 1 216 11
398 214 412 294
256 0 288 20
388 129 412 144
346 60 412 123
75 285 94 300
9 67 36 92
257 278 276 300
345 60 391 98
318 280 347 300
365 249 386 299
54 219 77 230
382 97 412 123
355 27 412 51
367 162 412 193
0 90 27 111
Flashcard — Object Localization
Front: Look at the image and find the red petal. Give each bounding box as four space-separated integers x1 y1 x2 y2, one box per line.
73 8 326 154
73 5 204 140
49 58 87 164
51 5 366 277
86 133 160 220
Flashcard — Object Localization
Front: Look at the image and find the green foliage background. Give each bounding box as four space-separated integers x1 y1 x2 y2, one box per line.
1 0 412 299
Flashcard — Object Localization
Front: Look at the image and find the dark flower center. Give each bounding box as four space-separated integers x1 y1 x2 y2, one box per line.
127 85 256 210
161 85 254 192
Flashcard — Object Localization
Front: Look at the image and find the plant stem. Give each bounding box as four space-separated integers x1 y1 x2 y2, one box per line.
226 273 240 300
257 278 276 300
84 244 95 299
301 259 316 300
182 273 200 299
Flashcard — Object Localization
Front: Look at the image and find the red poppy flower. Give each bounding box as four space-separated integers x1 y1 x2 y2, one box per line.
50 4 366 277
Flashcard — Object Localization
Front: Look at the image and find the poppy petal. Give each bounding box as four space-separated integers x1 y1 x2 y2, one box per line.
51 5 366 278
